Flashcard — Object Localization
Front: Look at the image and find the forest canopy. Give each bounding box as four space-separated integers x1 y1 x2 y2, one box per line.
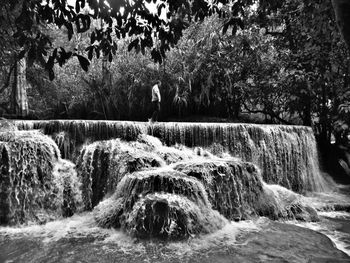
0 0 350 148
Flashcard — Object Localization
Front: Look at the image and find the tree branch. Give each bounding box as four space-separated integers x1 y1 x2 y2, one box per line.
242 102 292 125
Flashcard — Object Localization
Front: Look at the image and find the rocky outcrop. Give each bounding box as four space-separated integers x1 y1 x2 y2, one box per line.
94 157 319 239
3 121 325 238
77 138 165 210
14 120 333 193
173 159 318 222
0 130 80 225
93 168 227 239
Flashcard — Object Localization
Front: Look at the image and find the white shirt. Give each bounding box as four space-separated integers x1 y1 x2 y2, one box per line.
151 84 161 102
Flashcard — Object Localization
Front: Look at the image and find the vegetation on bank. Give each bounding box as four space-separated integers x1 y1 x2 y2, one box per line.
0 0 350 156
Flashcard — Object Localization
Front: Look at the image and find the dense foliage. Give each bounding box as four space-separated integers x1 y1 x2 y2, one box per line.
1 0 350 149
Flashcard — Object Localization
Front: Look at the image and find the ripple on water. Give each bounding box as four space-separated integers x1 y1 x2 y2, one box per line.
0 214 349 263
0 214 262 263
290 211 350 257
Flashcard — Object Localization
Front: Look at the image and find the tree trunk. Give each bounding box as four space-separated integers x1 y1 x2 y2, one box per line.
332 0 350 50
100 18 110 88
10 57 29 117
102 56 109 85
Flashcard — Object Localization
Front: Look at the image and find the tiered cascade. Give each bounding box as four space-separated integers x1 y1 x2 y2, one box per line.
14 120 331 193
4 120 331 239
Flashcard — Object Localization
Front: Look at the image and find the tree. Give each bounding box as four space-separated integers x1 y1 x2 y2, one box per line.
6 0 255 80
2 0 349 79
0 0 33 117
3 0 350 125
332 0 350 50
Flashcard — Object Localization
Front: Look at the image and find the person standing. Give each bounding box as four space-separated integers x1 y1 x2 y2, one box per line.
150 80 161 123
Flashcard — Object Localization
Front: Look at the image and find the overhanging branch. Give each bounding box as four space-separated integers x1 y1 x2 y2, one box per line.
242 102 292 125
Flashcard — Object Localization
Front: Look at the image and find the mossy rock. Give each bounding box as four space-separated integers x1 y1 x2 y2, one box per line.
77 139 165 210
0 130 80 225
94 193 226 239
173 159 319 222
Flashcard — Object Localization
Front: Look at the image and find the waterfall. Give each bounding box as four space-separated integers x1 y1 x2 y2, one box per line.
14 120 331 193
93 167 229 238
150 123 330 193
93 155 319 239
0 129 81 225
172 159 319 222
94 192 227 239
3 120 325 240
172 159 266 221
77 137 165 210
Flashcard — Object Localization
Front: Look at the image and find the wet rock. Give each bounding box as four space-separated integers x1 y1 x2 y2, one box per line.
93 168 227 239
115 168 210 208
172 159 266 220
52 159 82 217
93 197 124 228
150 122 332 193
263 184 319 222
173 159 319 222
94 167 212 229
135 134 163 150
0 130 79 225
94 192 226 239
156 146 195 165
77 139 165 210
124 193 226 239
53 131 75 160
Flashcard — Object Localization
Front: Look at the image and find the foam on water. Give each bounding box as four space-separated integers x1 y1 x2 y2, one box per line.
0 212 147 254
1 211 349 262
166 218 263 253
319 211 350 219
0 213 263 258
303 187 350 211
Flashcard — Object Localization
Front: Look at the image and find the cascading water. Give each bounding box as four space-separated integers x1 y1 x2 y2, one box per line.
0 128 81 225
76 137 165 210
14 120 147 159
14 120 332 193
1 119 348 262
172 159 318 222
150 123 331 193
94 167 228 239
83 135 319 238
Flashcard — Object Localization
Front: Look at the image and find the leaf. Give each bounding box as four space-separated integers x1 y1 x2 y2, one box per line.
48 68 55 81
95 48 100 59
91 31 96 44
76 55 90 71
128 38 139 52
46 55 55 70
88 47 94 60
75 14 91 33
75 1 80 13
65 22 73 41
222 22 229 35
158 3 165 16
